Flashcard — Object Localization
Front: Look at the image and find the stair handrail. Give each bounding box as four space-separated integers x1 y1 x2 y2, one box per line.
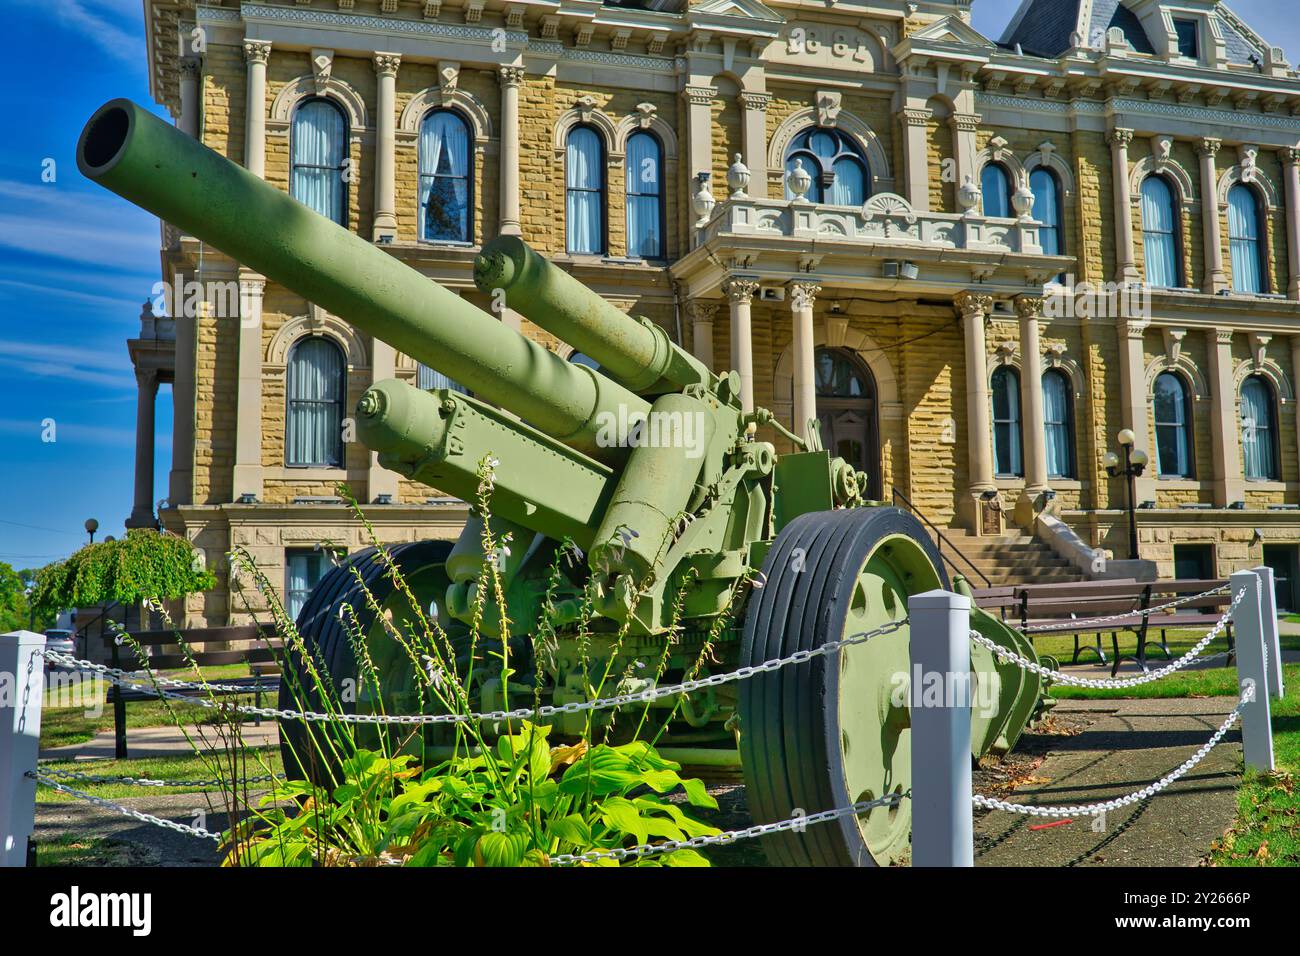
890 487 993 588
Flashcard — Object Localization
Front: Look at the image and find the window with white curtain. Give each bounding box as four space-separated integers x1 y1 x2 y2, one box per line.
416 362 468 394
1042 369 1074 479
991 366 1023 477
1031 168 1064 256
285 548 327 621
981 163 1013 218
782 127 870 205
626 131 664 259
1228 184 1267 294
419 109 472 243
291 98 348 225
1141 175 1181 288
286 336 345 468
1241 374 1279 480
1153 371 1193 478
566 126 605 255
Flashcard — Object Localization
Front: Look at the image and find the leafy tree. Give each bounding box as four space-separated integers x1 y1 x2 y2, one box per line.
33 529 216 621
0 561 32 633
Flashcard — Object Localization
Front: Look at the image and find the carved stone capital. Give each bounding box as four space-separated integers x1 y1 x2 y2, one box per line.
499 65 526 87
1013 295 1044 320
373 52 401 77
685 301 718 325
1107 127 1134 149
952 112 982 133
682 85 718 107
954 290 993 320
902 107 932 127
722 277 760 304
178 56 202 80
739 91 771 112
243 40 272 66
788 282 821 312
1197 136 1222 158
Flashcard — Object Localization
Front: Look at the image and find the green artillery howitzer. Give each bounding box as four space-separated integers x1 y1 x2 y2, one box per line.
79 99 1047 866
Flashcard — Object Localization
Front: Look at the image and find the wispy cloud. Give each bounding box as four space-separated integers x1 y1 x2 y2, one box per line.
0 339 136 391
0 417 168 448
16 0 142 65
0 180 158 273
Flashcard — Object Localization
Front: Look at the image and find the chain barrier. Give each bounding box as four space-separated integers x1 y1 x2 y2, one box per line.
972 683 1253 818
41 618 908 727
549 793 907 865
37 766 283 790
972 585 1244 690
1021 583 1230 634
27 771 223 842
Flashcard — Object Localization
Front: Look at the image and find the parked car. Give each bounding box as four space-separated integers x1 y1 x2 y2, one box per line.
43 629 77 667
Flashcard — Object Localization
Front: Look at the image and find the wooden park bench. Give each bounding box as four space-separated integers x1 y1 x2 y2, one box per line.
103 624 282 758
973 578 1232 677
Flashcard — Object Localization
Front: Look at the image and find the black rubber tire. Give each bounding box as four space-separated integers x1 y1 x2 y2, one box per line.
277 540 454 783
738 507 947 867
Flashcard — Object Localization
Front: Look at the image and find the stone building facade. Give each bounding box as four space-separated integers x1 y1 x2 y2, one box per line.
126 0 1300 625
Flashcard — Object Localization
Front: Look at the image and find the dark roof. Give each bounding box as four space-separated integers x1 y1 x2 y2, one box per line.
1003 0 1082 58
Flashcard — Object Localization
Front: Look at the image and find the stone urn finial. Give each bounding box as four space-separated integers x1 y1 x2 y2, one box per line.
727 153 750 199
1012 179 1036 220
958 175 982 216
692 173 717 227
786 158 812 202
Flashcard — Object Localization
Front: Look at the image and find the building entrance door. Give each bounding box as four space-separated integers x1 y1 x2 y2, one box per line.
814 347 882 500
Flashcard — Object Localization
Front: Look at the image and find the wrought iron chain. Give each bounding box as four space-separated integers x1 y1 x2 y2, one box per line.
549 792 907 865
38 766 283 790
43 618 908 726
972 686 1252 818
27 772 223 842
972 586 1244 689
40 649 273 695
1023 584 1230 633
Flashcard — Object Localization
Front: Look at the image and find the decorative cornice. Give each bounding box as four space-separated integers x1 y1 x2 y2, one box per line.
979 93 1300 133
237 3 528 46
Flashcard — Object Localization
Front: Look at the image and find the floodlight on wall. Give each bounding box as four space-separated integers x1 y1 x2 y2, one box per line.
900 261 919 280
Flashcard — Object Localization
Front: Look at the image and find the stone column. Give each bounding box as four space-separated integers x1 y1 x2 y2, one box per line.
1283 147 1300 300
1108 127 1139 283
1207 328 1246 507
368 339 401 503
169 290 197 507
788 282 821 441
371 53 401 242
957 292 996 530
739 92 770 199
1198 138 1227 294
232 271 266 502
1014 295 1051 527
1116 316 1155 506
1291 336 1300 462
126 367 159 528
243 40 271 178
682 85 717 192
901 107 932 213
723 277 760 412
498 66 525 236
178 56 201 139
686 301 716 369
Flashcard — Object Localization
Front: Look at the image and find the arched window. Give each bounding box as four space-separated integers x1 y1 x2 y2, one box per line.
981 163 1014 218
286 336 346 468
1228 184 1267 294
1031 168 1064 256
813 348 881 499
1153 371 1193 478
291 98 348 225
991 366 1023 477
566 126 605 255
1042 369 1074 479
1141 175 1182 288
783 128 870 205
1241 374 1280 481
419 110 472 243
416 363 468 394
626 131 664 259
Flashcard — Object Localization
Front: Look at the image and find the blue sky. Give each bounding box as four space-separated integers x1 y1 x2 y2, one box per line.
0 0 1297 571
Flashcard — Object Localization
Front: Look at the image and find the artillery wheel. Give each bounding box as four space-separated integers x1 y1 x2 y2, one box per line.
278 540 454 784
739 507 947 866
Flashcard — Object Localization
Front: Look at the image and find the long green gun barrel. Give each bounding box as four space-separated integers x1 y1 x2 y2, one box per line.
75 99 648 463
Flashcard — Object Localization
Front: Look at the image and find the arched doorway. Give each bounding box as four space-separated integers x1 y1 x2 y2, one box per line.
815 347 881 499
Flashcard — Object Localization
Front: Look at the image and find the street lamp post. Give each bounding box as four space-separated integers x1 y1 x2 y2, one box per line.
84 518 98 544
1104 429 1149 561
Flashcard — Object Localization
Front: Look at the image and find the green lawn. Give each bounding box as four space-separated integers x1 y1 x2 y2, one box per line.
1209 672 1300 865
36 748 286 802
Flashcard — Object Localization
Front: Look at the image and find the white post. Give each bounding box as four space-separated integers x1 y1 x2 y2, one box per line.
1229 571 1274 772
908 589 974 867
1 630 46 867
1251 565 1285 700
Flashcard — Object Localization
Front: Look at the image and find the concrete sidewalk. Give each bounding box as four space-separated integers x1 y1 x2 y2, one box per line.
40 723 280 761
974 697 1242 866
